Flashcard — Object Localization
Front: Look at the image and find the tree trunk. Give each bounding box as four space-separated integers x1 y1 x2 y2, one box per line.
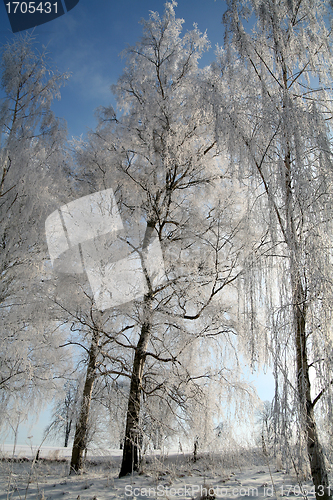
119 294 152 477
64 419 71 448
70 327 99 473
283 121 331 500
293 277 331 500
119 220 156 477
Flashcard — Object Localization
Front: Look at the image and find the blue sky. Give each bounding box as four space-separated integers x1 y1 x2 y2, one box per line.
0 0 228 138
0 1 275 447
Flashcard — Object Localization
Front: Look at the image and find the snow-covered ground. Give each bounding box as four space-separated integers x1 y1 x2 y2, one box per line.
0 445 330 499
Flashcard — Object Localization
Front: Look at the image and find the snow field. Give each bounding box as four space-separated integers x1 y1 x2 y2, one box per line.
1 447 330 500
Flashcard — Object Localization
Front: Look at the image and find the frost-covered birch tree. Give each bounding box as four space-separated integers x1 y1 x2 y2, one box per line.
0 33 68 302
44 272 135 472
209 1 333 498
0 33 70 418
72 2 253 477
